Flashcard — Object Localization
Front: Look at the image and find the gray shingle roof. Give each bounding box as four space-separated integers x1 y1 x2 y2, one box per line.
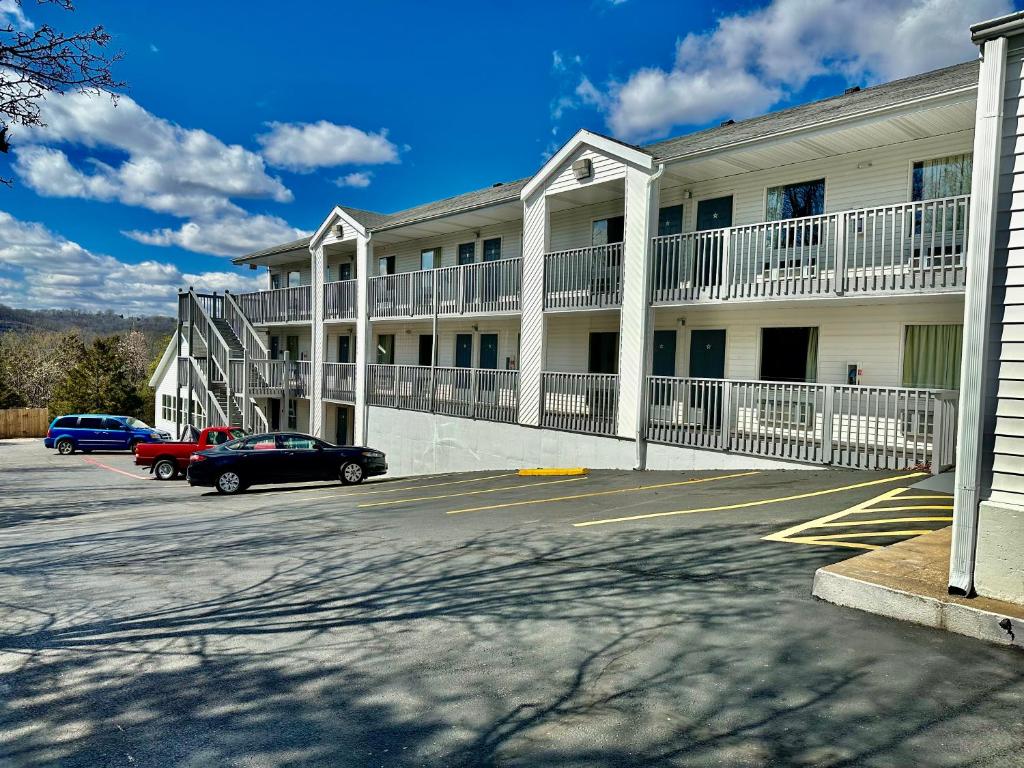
236 60 978 264
645 60 979 162
234 235 312 263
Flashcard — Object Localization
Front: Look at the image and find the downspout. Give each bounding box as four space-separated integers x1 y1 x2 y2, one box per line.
361 231 373 445
635 163 666 471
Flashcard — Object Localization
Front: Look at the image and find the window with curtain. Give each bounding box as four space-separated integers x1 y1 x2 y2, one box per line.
902 324 962 389
420 248 439 270
376 334 395 365
912 154 972 202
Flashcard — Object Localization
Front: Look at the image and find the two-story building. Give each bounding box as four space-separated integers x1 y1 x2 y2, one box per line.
152 59 977 478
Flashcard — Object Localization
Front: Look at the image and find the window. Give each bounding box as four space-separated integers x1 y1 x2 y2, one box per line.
287 270 301 288
483 238 502 261
239 435 277 451
79 417 104 429
378 255 396 275
760 327 818 383
658 205 684 237
420 248 439 270
588 332 619 374
376 334 395 365
902 324 963 389
270 336 280 360
766 179 825 221
104 418 124 430
160 395 174 422
912 154 972 202
458 242 476 265
418 334 434 366
280 434 317 449
325 265 332 283
270 273 282 290
592 216 624 246
53 416 77 428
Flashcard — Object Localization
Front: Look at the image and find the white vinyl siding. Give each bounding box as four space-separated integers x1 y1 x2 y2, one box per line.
268 260 313 288
378 220 523 275
546 147 627 196
372 318 521 369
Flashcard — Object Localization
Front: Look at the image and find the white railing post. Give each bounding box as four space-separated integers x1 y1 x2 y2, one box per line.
721 228 732 300
834 212 847 296
821 385 835 464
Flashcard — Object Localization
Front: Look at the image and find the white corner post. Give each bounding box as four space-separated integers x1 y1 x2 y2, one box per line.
618 164 662 445
354 235 373 444
949 33 1006 595
310 244 326 438
518 190 549 427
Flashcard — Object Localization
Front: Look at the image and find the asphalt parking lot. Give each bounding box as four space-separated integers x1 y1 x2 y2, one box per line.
1 439 1022 767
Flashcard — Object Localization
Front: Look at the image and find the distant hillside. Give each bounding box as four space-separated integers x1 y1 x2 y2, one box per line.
0 304 176 339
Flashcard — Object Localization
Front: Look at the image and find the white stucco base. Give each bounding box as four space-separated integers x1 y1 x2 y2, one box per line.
974 500 1024 605
366 406 813 477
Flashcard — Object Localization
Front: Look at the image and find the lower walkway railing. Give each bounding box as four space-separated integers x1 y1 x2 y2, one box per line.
366 364 519 423
323 362 356 402
541 372 619 436
645 376 958 473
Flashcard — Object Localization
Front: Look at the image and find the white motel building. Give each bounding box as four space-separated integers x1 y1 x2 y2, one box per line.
150 10 1024 606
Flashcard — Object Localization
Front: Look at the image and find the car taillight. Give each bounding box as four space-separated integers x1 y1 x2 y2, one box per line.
46 429 53 438
191 454 207 463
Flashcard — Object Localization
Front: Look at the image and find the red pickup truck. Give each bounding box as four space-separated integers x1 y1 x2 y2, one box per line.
135 426 246 480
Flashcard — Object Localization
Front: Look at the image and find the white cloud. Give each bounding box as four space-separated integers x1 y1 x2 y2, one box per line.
0 211 264 314
257 120 400 172
124 214 310 258
0 0 30 30
333 171 373 188
586 0 1009 140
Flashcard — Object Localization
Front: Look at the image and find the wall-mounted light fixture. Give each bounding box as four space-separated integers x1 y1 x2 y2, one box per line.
682 190 692 199
572 157 592 181
677 317 686 327
856 161 873 169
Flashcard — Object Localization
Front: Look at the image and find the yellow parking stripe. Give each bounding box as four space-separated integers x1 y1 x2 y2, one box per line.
804 530 937 540
844 505 953 514
817 516 953 527
574 472 925 528
781 537 878 551
446 471 761 515
356 476 586 508
294 473 516 501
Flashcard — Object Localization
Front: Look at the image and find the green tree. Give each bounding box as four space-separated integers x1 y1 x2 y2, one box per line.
50 334 144 418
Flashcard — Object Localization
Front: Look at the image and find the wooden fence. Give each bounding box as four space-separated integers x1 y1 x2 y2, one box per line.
0 408 49 438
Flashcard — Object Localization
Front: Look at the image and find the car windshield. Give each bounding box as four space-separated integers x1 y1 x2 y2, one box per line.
122 417 151 429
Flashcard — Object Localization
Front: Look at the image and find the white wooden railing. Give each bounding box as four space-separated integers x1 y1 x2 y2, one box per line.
236 285 312 324
544 243 623 309
324 280 357 320
324 362 356 402
541 372 618 436
646 376 958 473
650 195 970 303
366 364 519 423
368 259 522 319
228 358 310 398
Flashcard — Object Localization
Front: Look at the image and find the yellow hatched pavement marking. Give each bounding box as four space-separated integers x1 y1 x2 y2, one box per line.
763 485 952 550
357 476 586 508
446 471 760 515
294 473 516 501
574 473 925 528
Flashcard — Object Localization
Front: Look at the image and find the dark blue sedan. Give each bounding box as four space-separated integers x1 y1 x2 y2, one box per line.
187 432 387 494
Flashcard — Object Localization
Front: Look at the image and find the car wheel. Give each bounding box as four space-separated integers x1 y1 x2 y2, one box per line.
340 461 364 486
130 440 142 455
216 470 243 495
154 459 177 481
56 438 75 455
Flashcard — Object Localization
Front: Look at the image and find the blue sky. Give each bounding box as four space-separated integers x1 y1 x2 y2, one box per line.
0 0 1013 314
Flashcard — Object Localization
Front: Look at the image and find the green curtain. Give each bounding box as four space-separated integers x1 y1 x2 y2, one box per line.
805 327 819 382
902 324 963 389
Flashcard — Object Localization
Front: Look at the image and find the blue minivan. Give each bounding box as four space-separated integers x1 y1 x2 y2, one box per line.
44 414 171 455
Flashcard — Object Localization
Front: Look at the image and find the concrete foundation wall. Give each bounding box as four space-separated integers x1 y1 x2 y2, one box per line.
974 500 1024 604
366 405 812 477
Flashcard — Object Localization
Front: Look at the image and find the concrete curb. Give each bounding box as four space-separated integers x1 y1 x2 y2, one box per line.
813 569 1023 650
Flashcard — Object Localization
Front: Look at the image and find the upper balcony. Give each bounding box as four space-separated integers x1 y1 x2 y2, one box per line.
543 243 623 310
649 195 970 305
236 285 312 325
368 257 521 320
324 279 357 321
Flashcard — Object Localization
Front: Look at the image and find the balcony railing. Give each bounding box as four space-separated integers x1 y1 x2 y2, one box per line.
324 280 357 320
651 195 969 303
228 358 310 398
646 376 958 473
544 243 623 310
368 258 522 319
541 371 618 436
366 364 519 423
324 362 356 402
236 285 312 324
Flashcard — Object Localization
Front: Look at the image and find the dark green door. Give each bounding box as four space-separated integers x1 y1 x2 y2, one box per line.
652 330 677 377
689 329 726 378
695 196 732 287
455 334 473 368
336 407 349 445
479 334 498 369
337 336 350 363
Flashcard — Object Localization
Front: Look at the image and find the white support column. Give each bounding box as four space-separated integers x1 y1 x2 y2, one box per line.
518 191 549 426
617 164 661 440
354 236 373 444
949 34 1006 595
310 244 326 438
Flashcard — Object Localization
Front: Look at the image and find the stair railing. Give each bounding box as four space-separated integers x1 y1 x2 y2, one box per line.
223 290 272 431
187 289 236 425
